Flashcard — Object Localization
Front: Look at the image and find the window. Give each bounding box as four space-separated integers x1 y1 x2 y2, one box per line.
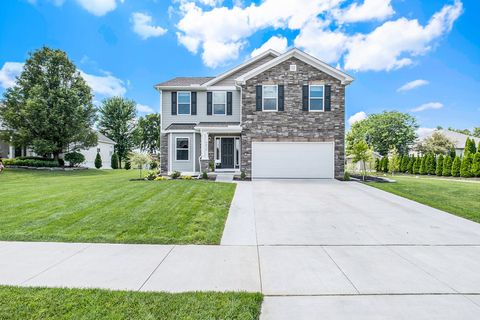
262 85 277 111
175 137 189 161
309 85 324 111
177 92 191 115
213 92 226 115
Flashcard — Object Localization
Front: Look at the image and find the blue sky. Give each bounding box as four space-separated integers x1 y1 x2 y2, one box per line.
1 0 478 132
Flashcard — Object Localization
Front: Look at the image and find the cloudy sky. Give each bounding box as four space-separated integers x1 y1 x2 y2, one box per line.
0 0 478 130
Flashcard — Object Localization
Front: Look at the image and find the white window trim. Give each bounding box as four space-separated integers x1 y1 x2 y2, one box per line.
175 137 190 161
177 91 191 115
212 91 227 116
262 85 278 112
308 85 325 112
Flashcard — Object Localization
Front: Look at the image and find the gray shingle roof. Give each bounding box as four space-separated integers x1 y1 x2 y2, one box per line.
196 122 240 127
155 77 214 87
417 129 480 149
97 132 116 144
165 123 197 131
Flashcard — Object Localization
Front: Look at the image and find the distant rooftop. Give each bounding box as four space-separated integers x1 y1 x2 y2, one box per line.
97 132 116 144
418 129 480 149
155 77 214 87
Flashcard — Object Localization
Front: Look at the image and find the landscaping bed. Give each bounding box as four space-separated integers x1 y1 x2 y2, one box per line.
0 286 263 320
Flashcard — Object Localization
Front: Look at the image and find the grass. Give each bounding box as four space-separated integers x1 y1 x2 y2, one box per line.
366 175 480 223
0 286 263 320
0 169 236 244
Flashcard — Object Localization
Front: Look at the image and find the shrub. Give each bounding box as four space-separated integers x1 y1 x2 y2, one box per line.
460 155 473 178
407 156 415 174
451 156 461 177
374 158 380 172
442 155 452 176
171 171 181 179
427 153 436 175
154 176 167 181
472 152 480 177
145 170 157 180
124 160 131 170
4 158 59 167
208 161 215 172
344 171 350 181
382 157 389 173
150 161 158 170
181 175 193 180
435 154 444 176
202 171 208 180
58 158 65 167
64 152 85 167
419 155 427 175
401 155 409 173
413 157 421 174
94 152 102 169
240 171 246 180
111 153 119 169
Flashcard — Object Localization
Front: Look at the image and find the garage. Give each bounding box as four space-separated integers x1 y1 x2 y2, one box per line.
251 142 335 179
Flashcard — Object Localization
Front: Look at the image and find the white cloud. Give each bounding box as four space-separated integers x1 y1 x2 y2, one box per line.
79 70 126 97
344 0 463 71
198 0 224 6
251 35 288 57
137 104 155 114
397 79 429 92
410 102 443 112
0 62 24 89
416 127 436 139
348 111 367 125
75 0 122 16
334 0 394 24
131 12 167 40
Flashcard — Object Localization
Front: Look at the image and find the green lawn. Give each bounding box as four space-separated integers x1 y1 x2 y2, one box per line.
366 175 480 223
0 286 263 320
0 169 236 244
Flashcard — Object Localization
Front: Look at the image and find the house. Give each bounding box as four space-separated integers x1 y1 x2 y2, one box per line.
155 48 354 179
346 151 382 173
413 129 480 157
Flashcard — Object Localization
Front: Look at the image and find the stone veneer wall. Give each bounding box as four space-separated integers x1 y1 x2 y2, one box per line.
240 57 346 178
160 133 169 174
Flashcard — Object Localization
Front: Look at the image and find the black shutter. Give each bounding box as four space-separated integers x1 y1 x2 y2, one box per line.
302 85 309 111
324 85 331 111
256 85 262 111
278 85 284 111
171 91 177 115
227 92 233 115
191 92 197 115
207 92 212 115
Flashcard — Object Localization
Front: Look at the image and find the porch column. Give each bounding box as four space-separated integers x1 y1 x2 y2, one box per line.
8 145 14 159
200 131 209 160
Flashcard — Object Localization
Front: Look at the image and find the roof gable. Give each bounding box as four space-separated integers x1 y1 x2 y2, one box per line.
235 48 354 85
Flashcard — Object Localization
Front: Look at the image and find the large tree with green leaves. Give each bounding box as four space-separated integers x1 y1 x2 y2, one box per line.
416 131 456 155
136 113 161 154
0 47 97 160
98 97 137 168
346 111 418 156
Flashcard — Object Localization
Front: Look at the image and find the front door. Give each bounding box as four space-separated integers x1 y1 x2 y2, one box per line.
221 138 234 169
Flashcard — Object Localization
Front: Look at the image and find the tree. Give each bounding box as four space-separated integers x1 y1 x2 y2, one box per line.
111 153 119 169
451 156 461 177
460 155 473 178
346 111 418 156
472 152 480 177
436 154 444 176
348 139 372 181
64 152 85 167
374 158 381 172
416 131 456 155
129 152 152 178
442 155 452 176
388 147 401 175
136 114 161 154
473 127 480 138
464 137 477 155
0 47 97 160
94 152 102 169
98 97 137 168
407 156 415 174
419 155 427 175
414 156 421 174
382 157 389 173
426 153 436 175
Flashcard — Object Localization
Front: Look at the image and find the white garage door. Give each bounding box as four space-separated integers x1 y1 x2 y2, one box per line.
252 142 334 179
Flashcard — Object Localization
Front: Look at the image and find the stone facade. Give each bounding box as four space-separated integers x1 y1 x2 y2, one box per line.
240 57 346 179
160 132 169 174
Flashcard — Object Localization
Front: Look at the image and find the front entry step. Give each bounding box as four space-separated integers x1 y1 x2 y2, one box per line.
215 173 235 183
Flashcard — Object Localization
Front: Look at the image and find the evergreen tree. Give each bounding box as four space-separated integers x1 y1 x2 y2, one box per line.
401 155 409 172
436 154 444 176
427 153 436 175
382 157 389 172
442 155 452 176
451 156 461 177
111 153 119 169
407 156 415 174
419 155 427 175
125 159 131 170
375 158 381 172
414 157 421 174
388 147 401 175
460 155 473 178
464 137 471 156
472 152 480 177
94 152 102 169
464 137 477 155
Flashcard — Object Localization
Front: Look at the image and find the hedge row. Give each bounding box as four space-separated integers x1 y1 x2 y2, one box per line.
3 158 59 168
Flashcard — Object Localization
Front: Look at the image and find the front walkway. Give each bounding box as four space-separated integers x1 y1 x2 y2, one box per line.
2 180 480 319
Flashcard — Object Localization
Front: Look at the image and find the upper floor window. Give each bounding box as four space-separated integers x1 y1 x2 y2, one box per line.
262 85 278 111
177 92 191 115
213 92 226 115
175 137 189 161
309 85 324 111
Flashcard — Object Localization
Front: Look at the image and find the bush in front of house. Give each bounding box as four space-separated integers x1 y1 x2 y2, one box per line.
436 154 444 176
150 161 158 170
171 171 181 179
111 153 119 169
202 171 208 180
95 152 102 169
124 159 131 170
4 158 59 167
451 156 461 177
64 152 85 167
145 170 157 180
442 155 452 176
460 154 473 178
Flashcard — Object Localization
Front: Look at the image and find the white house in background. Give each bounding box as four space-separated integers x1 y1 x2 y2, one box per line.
79 132 116 169
413 129 480 157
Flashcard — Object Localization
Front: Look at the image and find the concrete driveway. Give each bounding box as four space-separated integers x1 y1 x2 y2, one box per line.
221 179 480 319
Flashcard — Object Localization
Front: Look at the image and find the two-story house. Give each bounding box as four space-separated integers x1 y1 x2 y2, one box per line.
155 48 353 179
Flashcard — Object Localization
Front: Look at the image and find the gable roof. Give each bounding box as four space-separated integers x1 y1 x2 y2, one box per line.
202 50 280 87
97 132 116 145
155 77 214 88
418 129 480 149
235 48 354 85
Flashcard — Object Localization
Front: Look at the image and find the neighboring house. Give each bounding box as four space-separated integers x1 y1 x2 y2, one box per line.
77 132 116 169
412 129 480 157
346 151 382 173
156 48 353 179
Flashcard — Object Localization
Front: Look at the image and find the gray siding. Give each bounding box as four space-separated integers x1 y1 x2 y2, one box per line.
170 133 196 173
162 90 241 129
215 54 277 86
